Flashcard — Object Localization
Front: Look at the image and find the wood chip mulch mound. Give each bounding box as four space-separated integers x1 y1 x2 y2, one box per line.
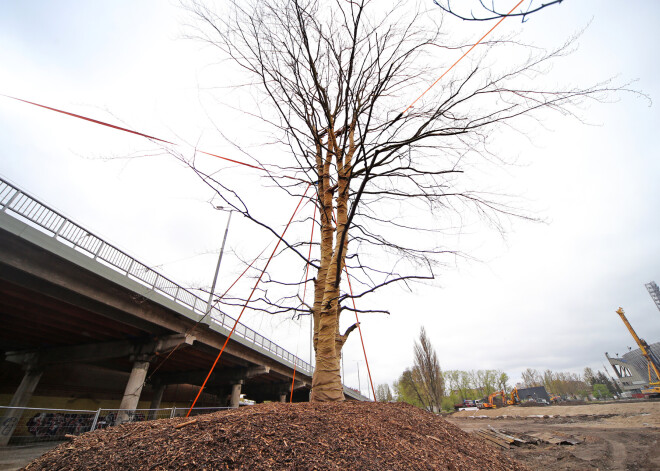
24 401 529 470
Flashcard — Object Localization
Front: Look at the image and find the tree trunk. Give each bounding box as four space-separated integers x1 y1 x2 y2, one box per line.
310 125 355 401
310 301 343 401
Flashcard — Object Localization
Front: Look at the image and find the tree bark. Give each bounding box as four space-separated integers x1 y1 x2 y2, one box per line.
310 125 355 401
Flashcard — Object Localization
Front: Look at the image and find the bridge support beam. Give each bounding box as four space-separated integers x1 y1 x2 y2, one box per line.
0 360 43 446
117 356 151 424
230 381 243 408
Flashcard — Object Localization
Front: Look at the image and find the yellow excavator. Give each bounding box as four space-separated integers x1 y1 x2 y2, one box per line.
615 307 660 397
482 390 508 408
507 387 521 405
482 388 521 408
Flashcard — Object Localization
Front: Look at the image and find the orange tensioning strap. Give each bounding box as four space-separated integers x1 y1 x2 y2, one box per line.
186 183 312 416
345 267 377 401
398 0 525 118
198 150 268 172
331 206 376 401
3 95 176 145
146 246 268 381
289 361 297 403
2 94 269 172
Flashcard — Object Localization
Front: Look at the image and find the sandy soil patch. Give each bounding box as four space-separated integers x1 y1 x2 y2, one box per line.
448 402 660 471
452 401 660 428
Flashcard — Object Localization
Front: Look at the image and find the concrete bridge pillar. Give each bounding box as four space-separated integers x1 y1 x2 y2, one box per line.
115 335 193 424
0 357 42 446
148 383 167 420
230 381 243 408
117 355 151 424
277 382 291 403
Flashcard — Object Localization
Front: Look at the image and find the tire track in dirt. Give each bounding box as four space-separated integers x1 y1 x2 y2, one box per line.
604 436 626 471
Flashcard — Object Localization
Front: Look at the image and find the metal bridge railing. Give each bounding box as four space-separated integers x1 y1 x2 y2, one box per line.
0 177 312 374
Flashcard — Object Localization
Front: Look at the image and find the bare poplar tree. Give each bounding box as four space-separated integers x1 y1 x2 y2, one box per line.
411 327 445 412
375 383 394 402
182 0 633 401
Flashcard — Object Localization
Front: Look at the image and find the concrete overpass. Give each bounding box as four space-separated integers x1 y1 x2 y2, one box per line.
0 177 367 443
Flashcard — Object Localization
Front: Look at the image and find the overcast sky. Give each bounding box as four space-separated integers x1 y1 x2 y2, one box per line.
1 0 659 397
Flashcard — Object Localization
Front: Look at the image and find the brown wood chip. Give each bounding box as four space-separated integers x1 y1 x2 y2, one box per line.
174 419 198 429
23 402 530 470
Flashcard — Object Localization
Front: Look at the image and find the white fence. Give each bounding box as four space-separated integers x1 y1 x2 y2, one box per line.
0 406 231 445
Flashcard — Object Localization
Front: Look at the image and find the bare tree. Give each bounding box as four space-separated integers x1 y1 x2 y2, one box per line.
444 370 461 396
375 383 394 402
521 368 543 388
411 327 445 412
583 367 596 385
393 327 444 412
474 369 499 397
496 371 510 393
182 0 633 401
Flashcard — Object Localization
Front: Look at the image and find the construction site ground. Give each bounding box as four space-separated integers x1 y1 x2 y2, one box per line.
447 400 660 470
3 400 659 470
0 443 59 471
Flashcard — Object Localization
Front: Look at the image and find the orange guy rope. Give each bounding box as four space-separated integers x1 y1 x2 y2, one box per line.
2 94 269 172
345 268 377 401
146 246 268 380
290 204 317 403
186 183 312 416
3 95 176 145
329 207 375 400
396 0 525 119
198 150 268 172
289 362 297 403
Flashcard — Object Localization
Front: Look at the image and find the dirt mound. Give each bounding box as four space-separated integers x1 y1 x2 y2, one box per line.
24 402 528 470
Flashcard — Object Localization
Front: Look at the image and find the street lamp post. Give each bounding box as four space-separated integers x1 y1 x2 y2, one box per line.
204 208 233 316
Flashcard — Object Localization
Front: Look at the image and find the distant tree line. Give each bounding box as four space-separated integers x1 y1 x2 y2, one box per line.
583 367 622 398
519 368 588 397
379 328 624 412
519 367 621 399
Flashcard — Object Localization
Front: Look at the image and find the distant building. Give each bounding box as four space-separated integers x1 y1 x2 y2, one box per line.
516 386 550 402
606 342 660 393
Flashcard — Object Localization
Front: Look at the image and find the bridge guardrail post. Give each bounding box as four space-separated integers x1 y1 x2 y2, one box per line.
93 242 104 260
1 190 20 212
126 258 135 276
90 408 102 432
53 218 68 237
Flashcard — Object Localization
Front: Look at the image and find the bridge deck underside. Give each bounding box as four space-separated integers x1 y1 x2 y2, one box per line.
0 227 310 405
